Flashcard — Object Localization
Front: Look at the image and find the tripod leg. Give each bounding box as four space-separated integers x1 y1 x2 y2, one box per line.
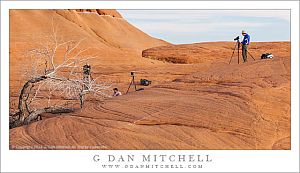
246 49 256 61
237 42 240 64
133 76 137 91
229 42 238 64
126 79 133 94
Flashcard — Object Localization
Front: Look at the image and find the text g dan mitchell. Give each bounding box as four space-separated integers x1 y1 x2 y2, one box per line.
93 154 212 163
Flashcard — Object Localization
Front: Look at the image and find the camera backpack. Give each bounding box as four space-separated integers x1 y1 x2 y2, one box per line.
261 53 273 59
140 79 151 86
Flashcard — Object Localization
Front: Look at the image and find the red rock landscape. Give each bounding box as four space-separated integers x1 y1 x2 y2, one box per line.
9 9 290 150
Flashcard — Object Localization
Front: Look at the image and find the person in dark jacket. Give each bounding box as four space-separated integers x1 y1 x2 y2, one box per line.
241 30 250 62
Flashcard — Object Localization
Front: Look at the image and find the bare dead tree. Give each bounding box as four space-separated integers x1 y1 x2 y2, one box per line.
10 21 112 128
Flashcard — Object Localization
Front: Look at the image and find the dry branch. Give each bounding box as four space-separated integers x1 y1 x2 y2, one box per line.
10 22 112 129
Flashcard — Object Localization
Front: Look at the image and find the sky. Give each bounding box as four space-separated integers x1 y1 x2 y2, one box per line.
118 10 290 44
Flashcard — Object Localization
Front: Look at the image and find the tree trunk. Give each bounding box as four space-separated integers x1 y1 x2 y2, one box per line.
18 75 47 123
10 75 79 129
24 107 74 125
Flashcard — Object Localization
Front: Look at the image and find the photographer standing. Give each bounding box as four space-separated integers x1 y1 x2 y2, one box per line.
241 30 250 62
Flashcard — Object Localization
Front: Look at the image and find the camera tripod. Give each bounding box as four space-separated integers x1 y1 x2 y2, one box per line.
126 73 137 94
229 40 256 64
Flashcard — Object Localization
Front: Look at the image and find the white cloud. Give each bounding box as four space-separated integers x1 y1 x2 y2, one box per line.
119 10 290 22
131 21 272 33
118 10 290 43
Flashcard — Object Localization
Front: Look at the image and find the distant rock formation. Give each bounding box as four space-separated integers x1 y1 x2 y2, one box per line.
142 42 290 64
74 9 123 18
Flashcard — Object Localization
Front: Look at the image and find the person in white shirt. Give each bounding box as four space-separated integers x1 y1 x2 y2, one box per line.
113 88 122 97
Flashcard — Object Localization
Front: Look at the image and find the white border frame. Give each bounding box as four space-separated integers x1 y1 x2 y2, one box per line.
1 1 299 172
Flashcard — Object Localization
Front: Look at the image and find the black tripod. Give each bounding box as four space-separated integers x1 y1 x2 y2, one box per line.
229 39 241 64
126 72 137 94
229 40 256 64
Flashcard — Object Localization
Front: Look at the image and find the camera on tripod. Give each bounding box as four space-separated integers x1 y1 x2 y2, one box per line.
126 71 137 94
130 71 135 76
234 36 240 41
